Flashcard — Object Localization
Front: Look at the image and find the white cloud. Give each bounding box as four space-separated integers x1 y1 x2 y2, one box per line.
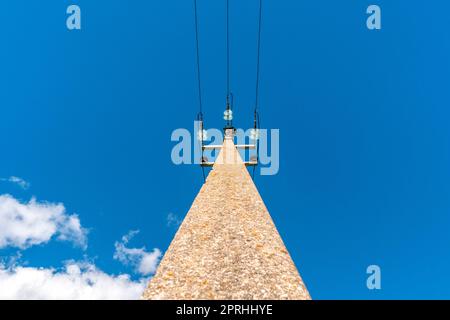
121 229 139 243
167 212 181 227
0 192 162 299
0 194 88 250
0 261 146 300
114 230 161 276
0 176 30 190
0 192 161 299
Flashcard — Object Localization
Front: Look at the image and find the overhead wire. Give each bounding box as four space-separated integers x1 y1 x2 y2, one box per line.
193 0 206 182
252 0 263 179
192 0 264 181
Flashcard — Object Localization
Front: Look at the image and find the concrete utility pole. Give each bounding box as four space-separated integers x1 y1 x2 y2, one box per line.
143 129 310 299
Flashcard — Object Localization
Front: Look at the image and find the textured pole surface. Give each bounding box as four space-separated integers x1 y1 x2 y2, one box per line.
143 136 310 299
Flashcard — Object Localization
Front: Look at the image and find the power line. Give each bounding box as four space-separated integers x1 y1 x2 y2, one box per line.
252 0 263 179
254 0 263 114
194 0 203 117
226 0 230 99
225 0 233 129
193 0 264 180
193 0 206 182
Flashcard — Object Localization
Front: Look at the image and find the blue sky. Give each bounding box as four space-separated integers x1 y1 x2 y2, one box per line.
1 0 450 299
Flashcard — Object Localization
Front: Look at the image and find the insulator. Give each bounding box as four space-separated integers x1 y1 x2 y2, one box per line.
197 129 208 141
223 109 233 121
250 128 260 140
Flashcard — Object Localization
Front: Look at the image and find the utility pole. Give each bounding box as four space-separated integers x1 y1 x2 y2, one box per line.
142 129 310 300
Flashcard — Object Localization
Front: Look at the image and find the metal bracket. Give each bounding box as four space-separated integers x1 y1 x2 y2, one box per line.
202 145 222 150
200 162 215 167
236 144 256 149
